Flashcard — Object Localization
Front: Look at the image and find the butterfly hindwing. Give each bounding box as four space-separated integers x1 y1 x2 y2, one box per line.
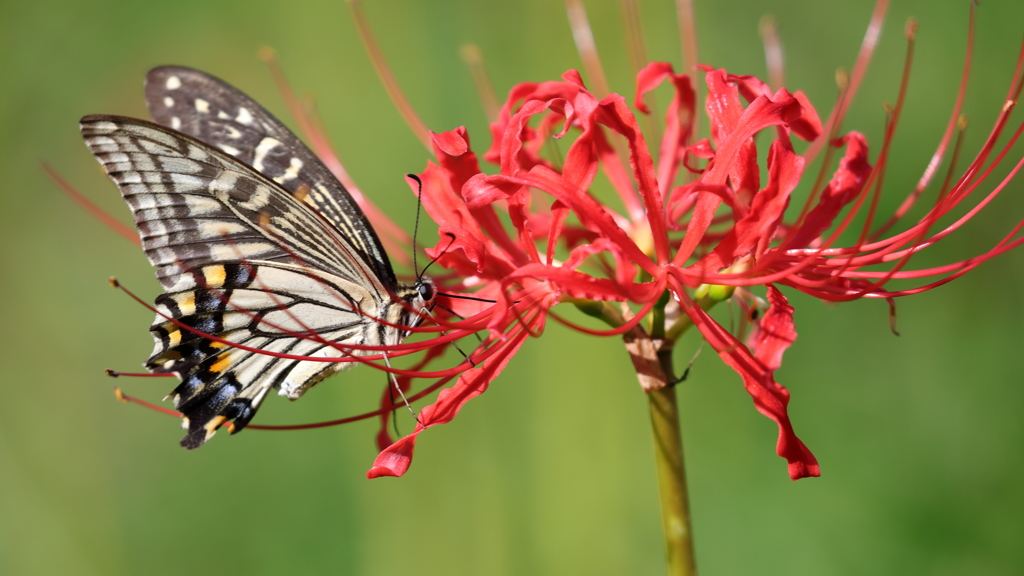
150 262 375 448
144 65 397 288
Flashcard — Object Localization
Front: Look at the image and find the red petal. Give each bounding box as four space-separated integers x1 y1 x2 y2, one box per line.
698 136 805 271
633 62 698 199
674 77 804 266
751 285 798 372
790 91 823 142
674 286 819 480
715 71 822 142
595 94 670 263
367 434 418 479
786 132 872 248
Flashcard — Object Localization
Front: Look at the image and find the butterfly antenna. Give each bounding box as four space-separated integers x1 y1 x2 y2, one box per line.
438 293 500 304
407 174 424 277
416 232 454 281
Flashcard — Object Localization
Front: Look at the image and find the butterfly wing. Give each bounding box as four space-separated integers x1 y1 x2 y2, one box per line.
144 65 398 289
81 115 395 448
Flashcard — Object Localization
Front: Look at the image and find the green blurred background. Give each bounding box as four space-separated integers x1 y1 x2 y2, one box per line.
2 0 1023 574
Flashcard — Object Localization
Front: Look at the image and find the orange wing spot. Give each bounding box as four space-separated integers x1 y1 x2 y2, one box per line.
173 292 196 316
209 353 231 373
204 264 227 288
167 329 182 347
204 415 229 441
208 340 227 349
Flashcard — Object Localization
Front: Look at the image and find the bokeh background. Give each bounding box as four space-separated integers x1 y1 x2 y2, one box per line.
2 0 1023 574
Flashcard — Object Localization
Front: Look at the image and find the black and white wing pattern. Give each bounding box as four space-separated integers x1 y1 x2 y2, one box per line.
144 65 397 289
81 115 433 449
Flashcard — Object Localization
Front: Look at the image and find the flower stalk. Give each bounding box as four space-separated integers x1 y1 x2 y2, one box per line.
649 385 696 576
621 290 701 575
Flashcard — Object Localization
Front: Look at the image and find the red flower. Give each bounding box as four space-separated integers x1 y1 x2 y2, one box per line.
365 12 1024 481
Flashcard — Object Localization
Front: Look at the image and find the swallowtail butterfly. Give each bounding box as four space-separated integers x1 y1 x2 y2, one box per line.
81 66 435 449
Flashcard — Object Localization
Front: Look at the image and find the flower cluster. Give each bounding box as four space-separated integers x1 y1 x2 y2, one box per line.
361 17 1024 481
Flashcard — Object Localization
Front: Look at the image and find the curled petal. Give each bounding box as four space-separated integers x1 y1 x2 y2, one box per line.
595 94 670 263
790 91 823 142
499 98 573 176
367 434 419 479
751 285 797 372
429 225 487 274
675 86 804 265
634 62 679 113
462 173 519 208
432 127 485 201
420 147 531 270
672 282 819 480
699 136 805 271
485 79 581 164
709 69 822 141
635 63 697 197
786 132 873 248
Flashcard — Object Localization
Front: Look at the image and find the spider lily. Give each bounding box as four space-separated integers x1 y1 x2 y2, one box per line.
352 3 1024 481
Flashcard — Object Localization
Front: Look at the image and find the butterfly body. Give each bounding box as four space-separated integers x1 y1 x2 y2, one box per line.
81 68 433 449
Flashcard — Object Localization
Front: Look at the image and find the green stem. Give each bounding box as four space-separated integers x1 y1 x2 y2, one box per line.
648 385 697 576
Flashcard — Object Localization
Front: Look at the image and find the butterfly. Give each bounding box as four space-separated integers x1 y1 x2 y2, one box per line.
81 66 436 449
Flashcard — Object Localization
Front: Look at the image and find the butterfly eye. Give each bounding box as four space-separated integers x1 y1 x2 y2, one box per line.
418 281 436 302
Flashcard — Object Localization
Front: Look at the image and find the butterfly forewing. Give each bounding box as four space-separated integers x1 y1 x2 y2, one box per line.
144 65 397 288
81 115 379 289
81 114 426 449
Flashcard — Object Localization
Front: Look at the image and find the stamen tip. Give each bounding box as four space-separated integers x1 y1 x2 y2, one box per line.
105 369 119 378
108 276 120 288
835 68 849 90
904 18 918 41
114 388 128 403
258 46 277 63
459 43 482 65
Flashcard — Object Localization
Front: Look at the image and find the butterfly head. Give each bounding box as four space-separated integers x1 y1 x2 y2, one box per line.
392 276 437 338
410 276 437 316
